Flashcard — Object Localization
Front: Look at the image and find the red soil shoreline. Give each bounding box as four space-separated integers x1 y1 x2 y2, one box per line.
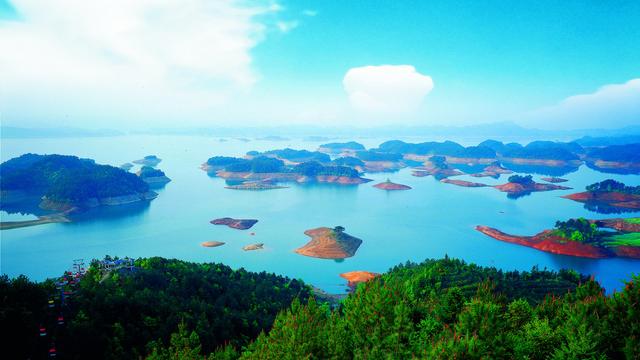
475 225 615 259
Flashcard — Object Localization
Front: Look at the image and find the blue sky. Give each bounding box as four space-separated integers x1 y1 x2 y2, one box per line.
1 0 639 129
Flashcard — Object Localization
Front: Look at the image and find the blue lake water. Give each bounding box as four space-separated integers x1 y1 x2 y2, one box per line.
1 135 640 293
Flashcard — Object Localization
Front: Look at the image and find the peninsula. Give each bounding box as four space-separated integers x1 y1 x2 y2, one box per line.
294 226 363 259
0 154 157 216
477 217 640 259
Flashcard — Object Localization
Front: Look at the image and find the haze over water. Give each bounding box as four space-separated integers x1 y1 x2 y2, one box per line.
1 135 639 293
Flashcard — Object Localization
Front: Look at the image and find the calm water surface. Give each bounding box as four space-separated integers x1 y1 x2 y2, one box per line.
2 135 639 293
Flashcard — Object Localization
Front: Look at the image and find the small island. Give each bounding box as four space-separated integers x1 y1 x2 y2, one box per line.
201 241 225 248
541 177 569 183
563 179 640 211
440 178 489 187
493 175 571 197
373 179 412 190
224 180 288 190
133 155 162 166
136 166 171 185
243 243 264 251
318 141 366 155
339 271 379 290
412 156 463 179
294 226 363 259
477 217 640 259
210 217 258 230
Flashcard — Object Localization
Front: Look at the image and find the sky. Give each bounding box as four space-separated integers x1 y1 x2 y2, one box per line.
0 0 639 130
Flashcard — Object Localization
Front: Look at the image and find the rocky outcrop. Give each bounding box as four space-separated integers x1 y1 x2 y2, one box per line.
340 271 379 289
294 227 363 259
541 177 568 183
210 217 258 230
201 241 225 247
440 179 489 188
243 243 264 251
373 180 412 190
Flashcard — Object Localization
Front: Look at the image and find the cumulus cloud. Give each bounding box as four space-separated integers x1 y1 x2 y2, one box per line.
343 65 434 115
522 78 640 129
0 0 280 126
302 9 317 17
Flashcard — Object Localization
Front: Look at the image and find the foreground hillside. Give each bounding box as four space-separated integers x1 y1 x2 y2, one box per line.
2 257 639 359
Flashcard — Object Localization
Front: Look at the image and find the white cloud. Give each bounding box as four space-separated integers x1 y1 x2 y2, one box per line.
0 0 278 126
276 20 298 33
302 9 317 17
343 65 434 115
521 78 640 129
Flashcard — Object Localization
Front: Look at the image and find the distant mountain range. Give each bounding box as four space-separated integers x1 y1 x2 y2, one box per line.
3 122 640 143
1 126 124 138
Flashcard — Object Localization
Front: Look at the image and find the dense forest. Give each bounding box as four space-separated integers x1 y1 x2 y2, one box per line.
1 257 310 359
0 154 150 203
6 256 639 359
241 258 639 359
586 179 640 195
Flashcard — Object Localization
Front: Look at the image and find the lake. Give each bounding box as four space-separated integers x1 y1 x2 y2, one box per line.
1 135 639 293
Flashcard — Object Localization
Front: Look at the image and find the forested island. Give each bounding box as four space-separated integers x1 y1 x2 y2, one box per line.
0 154 157 224
137 166 171 185
202 155 371 185
477 217 640 259
564 179 640 213
3 256 639 359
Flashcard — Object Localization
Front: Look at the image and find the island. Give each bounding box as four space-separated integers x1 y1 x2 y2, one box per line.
136 166 171 185
0 154 157 218
493 175 571 197
133 155 161 166
210 217 258 230
440 179 489 187
585 143 640 173
476 217 640 259
412 156 463 179
201 241 225 248
203 155 371 185
541 177 569 183
339 271 379 290
294 226 363 259
373 179 412 190
224 180 288 190
469 163 513 178
243 243 264 251
318 141 366 155
563 179 640 211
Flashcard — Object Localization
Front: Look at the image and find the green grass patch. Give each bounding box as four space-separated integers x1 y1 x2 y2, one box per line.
606 232 640 247
623 218 640 224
